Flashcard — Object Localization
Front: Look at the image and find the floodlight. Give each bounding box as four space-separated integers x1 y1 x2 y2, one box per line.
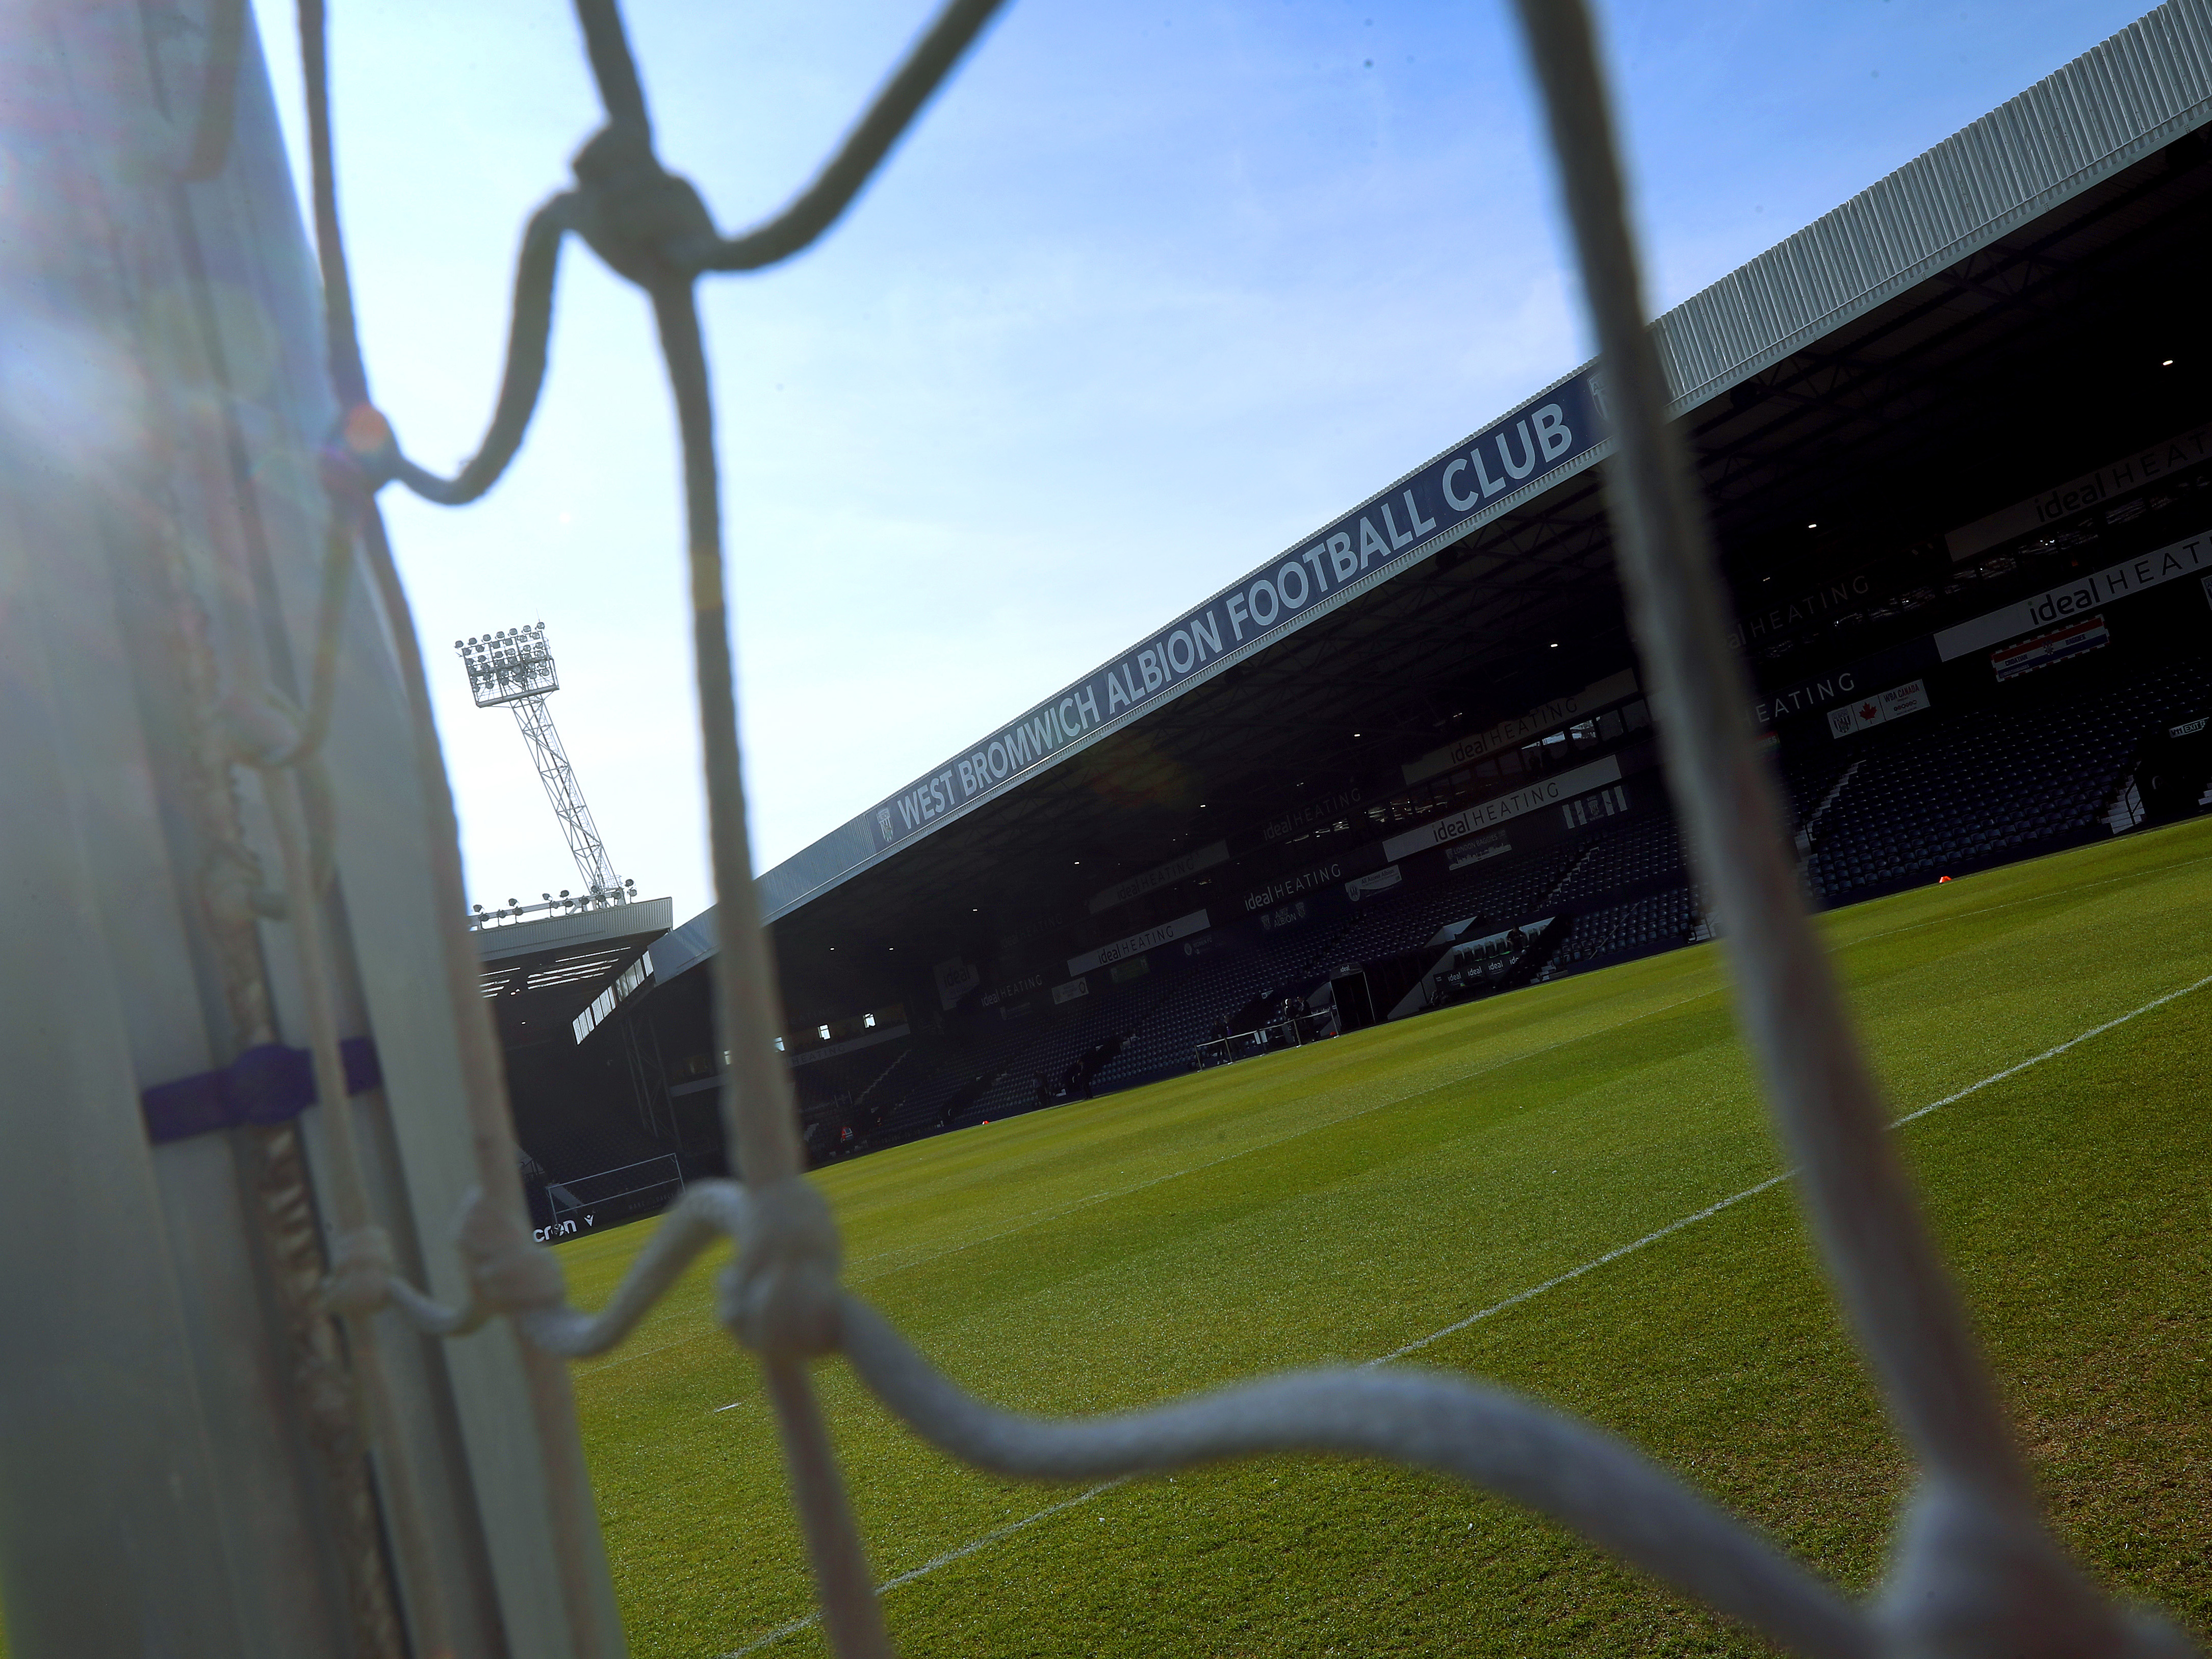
453 621 638 911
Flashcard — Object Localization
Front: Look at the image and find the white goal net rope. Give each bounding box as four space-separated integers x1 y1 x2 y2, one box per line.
259 1 2201 1655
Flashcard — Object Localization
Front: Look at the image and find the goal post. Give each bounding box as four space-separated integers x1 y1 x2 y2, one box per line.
546 1154 687 1235
0 7 624 1655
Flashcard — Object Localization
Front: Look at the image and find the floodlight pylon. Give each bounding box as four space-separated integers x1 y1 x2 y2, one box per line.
455 624 629 906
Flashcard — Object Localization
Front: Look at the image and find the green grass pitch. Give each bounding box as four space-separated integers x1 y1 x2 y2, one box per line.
565 818 2212 1658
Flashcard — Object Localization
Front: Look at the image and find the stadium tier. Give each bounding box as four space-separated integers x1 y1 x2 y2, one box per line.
495 80 2212 1191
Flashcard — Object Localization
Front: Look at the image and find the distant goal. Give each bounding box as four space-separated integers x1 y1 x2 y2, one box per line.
545 1154 687 1238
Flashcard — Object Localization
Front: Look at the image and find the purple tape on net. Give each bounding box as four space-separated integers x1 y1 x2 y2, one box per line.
141 1038 382 1145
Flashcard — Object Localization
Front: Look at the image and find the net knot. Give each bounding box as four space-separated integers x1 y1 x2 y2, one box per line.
722 1178 843 1359
1873 1480 2192 1658
456 1187 569 1314
217 690 303 769
322 1224 395 1317
567 122 719 288
319 403 401 499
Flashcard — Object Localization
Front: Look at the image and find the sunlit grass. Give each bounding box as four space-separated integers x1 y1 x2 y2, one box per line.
563 817 2212 1657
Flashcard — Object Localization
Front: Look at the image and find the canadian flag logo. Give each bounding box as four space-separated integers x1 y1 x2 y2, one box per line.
1831 679 1931 740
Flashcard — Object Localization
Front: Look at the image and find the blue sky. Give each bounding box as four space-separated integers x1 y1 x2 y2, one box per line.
250 0 2152 921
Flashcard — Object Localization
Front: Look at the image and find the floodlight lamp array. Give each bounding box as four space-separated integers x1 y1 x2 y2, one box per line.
466 877 641 928
454 622 558 707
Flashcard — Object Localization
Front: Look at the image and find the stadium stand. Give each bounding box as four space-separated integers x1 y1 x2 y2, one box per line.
586 641 2212 1182
598 644 2212 1176
1095 924 1351 1088
958 990 1152 1123
601 648 2212 1178
789 1042 910 1116
1804 655 2212 898
1549 887 1703 971
803 976 1155 1144
546 92 2212 1188
1549 814 1682 905
1326 843 1584 965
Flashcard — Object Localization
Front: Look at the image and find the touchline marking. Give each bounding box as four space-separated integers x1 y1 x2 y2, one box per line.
716 968 2211 1656
578 1327 714 1379
1887 967 2212 1128
722 1482 1126 1657
1376 1170 1796 1362
1393 967 2212 1362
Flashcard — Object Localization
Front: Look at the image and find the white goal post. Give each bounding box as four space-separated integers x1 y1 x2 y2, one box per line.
547 1154 687 1235
0 7 623 1655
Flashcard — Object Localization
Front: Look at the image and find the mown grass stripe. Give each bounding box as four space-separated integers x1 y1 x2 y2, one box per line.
718 963 2212 1656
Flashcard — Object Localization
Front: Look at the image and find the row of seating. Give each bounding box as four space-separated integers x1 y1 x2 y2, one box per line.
1549 885 1702 970
1542 654 2212 964
788 1040 909 1116
1803 657 2212 895
1322 844 1582 966
1550 814 1683 904
1093 923 1351 1090
958 986 1161 1122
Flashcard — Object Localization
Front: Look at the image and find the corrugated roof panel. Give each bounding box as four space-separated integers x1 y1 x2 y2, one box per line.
1959 128 2016 221
1812 217 1857 303
1747 253 1797 350
2169 8 2212 89
2138 24 2184 115
1645 0 2212 412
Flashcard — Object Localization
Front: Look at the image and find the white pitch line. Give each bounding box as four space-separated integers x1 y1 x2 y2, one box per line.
1375 1170 1796 1363
717 968 2212 1657
1888 968 2212 1128
722 1481 1127 1658
1392 967 2212 1363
